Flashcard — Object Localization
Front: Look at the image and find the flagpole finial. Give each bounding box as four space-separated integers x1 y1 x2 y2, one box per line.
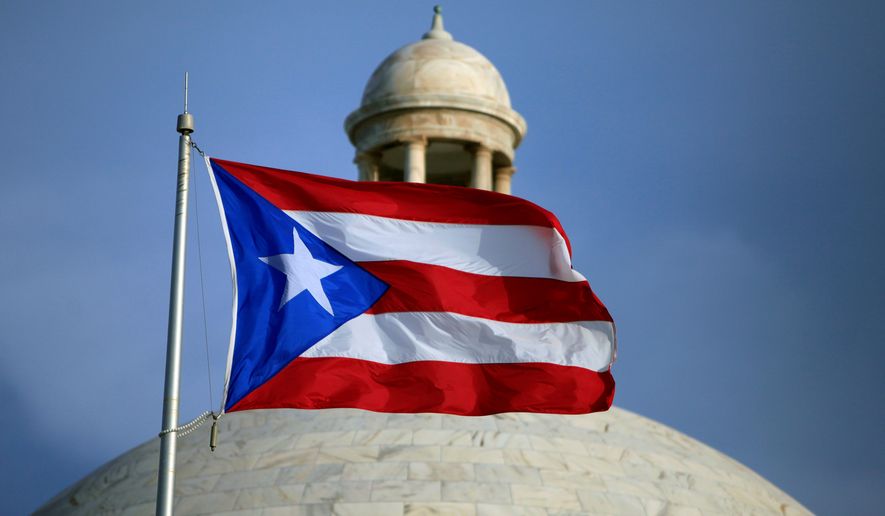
177 72 195 135
423 5 452 40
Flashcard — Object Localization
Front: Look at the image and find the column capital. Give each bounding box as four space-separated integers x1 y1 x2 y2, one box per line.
354 151 381 182
401 136 428 146
464 142 492 155
353 150 381 165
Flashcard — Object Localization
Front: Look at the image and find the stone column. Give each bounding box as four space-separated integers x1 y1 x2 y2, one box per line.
404 138 427 183
493 166 516 195
469 144 493 190
354 151 380 181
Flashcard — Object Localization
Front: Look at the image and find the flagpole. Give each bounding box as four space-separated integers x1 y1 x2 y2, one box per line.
156 72 194 516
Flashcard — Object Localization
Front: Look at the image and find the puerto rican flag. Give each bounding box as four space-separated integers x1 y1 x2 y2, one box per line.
207 158 615 416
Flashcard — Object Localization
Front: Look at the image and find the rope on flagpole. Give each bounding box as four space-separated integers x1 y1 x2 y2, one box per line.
185 137 224 452
158 410 214 438
158 410 223 447
189 138 215 413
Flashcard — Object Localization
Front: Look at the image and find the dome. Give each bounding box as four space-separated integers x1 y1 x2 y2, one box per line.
361 38 512 112
345 7 526 152
36 408 809 514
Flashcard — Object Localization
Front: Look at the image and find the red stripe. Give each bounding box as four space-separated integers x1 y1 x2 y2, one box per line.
361 261 613 323
229 357 615 416
211 158 572 255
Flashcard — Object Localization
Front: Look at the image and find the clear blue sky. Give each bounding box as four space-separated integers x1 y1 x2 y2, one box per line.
1 1 883 514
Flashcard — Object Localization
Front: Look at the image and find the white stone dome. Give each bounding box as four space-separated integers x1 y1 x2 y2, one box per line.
345 7 526 153
36 408 809 515
361 38 512 112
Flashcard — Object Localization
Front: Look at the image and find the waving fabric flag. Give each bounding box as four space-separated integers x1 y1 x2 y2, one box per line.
207 158 616 416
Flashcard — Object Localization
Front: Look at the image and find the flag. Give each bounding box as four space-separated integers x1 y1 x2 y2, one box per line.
208 158 615 416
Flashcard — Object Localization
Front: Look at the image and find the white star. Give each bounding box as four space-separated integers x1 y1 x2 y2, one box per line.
259 228 343 315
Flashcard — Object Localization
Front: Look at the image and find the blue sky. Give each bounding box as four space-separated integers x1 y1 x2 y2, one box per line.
1 1 883 513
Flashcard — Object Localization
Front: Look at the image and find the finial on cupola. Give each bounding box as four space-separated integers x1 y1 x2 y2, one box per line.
423 5 453 40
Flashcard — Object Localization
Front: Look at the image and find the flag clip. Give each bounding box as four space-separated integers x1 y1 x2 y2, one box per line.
209 414 220 452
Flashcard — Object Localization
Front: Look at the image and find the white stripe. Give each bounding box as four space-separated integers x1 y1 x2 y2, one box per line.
301 312 615 372
285 211 586 282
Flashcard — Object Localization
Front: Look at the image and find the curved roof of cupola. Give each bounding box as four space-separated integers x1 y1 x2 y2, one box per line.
345 6 526 145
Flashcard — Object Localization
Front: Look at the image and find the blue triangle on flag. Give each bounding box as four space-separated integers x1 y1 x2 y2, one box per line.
211 162 388 411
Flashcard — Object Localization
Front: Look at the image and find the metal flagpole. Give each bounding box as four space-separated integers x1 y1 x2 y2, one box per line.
156 72 194 516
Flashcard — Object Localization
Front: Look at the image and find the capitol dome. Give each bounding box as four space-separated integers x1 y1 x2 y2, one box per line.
37 408 808 514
